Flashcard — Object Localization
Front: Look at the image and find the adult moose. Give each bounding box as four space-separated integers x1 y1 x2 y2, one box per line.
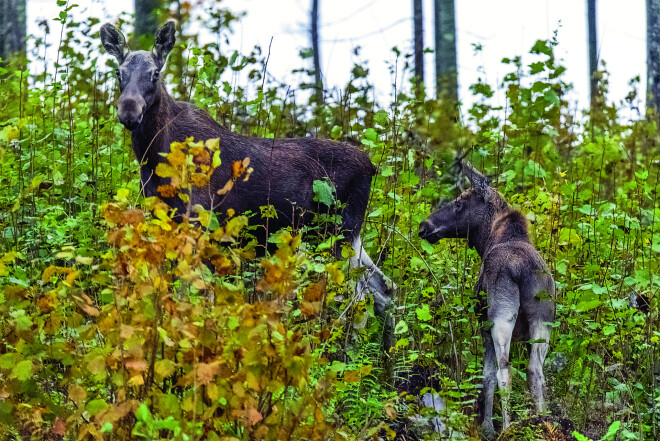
99 22 394 321
418 161 555 439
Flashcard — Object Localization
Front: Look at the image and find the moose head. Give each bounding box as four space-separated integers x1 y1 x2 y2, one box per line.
100 21 176 131
418 160 503 246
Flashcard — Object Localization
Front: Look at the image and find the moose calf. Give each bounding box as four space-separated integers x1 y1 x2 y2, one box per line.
99 22 394 322
418 161 555 439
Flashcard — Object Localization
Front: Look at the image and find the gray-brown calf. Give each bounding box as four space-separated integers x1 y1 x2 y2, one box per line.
419 161 555 439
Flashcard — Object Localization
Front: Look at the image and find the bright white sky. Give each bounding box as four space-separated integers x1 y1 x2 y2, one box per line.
27 0 647 115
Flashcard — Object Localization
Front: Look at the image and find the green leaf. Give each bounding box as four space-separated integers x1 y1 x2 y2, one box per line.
0 353 16 370
601 421 621 441
571 431 593 441
86 399 108 416
11 359 32 381
420 240 434 255
313 179 335 207
330 125 343 140
410 256 424 269
603 325 616 336
381 165 394 177
373 110 389 127
10 310 32 331
576 298 601 312
416 304 432 322
227 316 240 331
135 402 151 421
394 320 408 335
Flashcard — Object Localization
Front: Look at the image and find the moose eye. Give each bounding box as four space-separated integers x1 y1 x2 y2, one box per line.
151 71 159 83
115 69 121 80
454 200 463 210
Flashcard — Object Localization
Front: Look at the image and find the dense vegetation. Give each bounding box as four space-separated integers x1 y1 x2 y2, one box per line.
0 4 658 440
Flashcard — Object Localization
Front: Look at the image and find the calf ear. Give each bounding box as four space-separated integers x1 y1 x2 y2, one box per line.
100 23 129 63
461 160 490 193
153 21 176 69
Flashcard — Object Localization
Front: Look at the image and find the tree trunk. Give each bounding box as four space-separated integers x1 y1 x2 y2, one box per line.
311 0 323 104
587 0 598 110
434 0 457 100
647 0 660 113
0 0 26 60
413 0 424 83
134 0 161 49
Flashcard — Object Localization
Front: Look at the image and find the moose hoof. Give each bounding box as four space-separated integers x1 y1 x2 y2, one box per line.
481 421 496 440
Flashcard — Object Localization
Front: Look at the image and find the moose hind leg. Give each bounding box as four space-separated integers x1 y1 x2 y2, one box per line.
527 320 550 413
480 329 498 440
349 236 396 352
349 236 395 314
491 312 517 431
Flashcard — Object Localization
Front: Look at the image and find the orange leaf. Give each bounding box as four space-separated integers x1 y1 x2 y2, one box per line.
216 180 234 196
125 359 148 372
157 184 177 198
52 417 65 435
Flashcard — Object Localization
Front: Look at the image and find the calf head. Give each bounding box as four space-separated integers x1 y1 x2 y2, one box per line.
418 160 492 244
100 21 176 130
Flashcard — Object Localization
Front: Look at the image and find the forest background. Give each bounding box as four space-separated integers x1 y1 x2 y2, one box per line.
0 0 658 440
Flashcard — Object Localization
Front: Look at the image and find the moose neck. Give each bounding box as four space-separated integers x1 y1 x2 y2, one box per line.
130 82 177 168
467 222 496 257
468 196 512 257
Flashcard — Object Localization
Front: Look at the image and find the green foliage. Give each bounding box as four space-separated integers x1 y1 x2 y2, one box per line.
0 3 658 440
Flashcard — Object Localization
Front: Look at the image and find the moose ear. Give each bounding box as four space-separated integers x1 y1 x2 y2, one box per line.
100 23 129 63
153 21 176 69
461 160 490 193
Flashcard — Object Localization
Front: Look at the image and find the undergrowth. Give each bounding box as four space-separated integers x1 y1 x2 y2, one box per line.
0 3 658 441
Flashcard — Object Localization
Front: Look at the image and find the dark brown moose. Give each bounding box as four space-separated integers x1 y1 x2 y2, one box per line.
418 161 555 439
99 22 394 317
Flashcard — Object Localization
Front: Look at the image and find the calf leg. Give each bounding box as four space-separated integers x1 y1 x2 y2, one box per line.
480 329 498 440
527 320 550 413
492 314 516 430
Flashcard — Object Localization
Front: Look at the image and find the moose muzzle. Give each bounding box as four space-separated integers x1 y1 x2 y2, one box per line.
117 91 145 131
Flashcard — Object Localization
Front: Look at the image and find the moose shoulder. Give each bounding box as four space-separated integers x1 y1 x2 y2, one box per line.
99 21 394 316
419 161 555 440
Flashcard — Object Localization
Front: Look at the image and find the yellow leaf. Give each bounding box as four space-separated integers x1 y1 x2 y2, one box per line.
191 172 209 187
87 356 106 376
116 188 130 201
120 325 134 339
65 270 79 286
155 360 176 378
155 162 176 178
68 384 87 404
167 149 186 168
76 256 94 265
325 262 345 285
206 383 219 401
205 137 220 151
216 180 234 196
128 374 144 386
